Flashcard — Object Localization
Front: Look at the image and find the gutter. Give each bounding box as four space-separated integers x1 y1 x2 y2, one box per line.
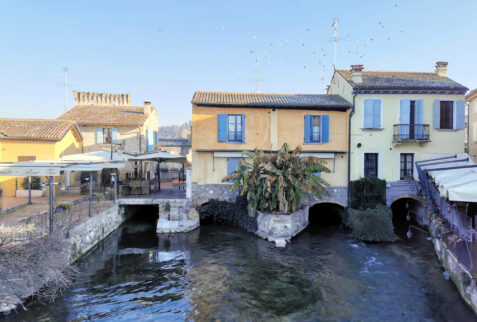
347 90 359 207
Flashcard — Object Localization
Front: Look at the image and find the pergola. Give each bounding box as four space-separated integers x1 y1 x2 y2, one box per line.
126 152 187 192
0 160 124 232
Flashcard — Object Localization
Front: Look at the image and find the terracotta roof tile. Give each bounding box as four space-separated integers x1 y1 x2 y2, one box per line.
58 105 152 126
466 88 477 101
0 119 80 141
192 92 351 109
336 69 468 91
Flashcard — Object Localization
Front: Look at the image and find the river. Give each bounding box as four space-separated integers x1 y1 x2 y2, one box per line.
5 211 476 321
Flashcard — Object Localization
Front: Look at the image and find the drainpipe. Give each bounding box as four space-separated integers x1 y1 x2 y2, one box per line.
347 90 359 207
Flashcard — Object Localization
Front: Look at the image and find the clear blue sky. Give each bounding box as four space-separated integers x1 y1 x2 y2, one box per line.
1 0 476 126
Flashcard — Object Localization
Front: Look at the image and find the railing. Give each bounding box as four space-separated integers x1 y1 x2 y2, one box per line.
1 197 114 244
393 124 430 142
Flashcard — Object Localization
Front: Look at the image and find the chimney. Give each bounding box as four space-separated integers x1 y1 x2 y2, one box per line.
350 64 364 83
144 101 152 114
435 61 448 77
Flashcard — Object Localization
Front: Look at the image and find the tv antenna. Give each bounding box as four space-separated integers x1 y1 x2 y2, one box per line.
255 57 260 93
329 19 338 70
63 66 69 112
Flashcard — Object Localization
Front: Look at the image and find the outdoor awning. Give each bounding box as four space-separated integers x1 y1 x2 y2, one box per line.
127 152 187 163
60 151 128 162
423 155 477 202
0 160 125 177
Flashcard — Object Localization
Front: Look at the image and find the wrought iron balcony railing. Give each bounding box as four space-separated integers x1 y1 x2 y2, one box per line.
393 124 430 142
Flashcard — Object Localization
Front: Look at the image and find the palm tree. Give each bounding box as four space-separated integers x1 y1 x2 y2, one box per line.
223 143 330 214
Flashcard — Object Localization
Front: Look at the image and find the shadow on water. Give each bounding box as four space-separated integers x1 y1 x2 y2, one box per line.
4 202 477 321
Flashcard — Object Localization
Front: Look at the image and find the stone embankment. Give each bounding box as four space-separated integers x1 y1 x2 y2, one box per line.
1 204 129 315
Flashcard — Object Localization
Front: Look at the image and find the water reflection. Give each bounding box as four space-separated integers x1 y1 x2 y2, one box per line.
6 214 475 321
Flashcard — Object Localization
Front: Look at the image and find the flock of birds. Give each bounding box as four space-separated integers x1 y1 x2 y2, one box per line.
157 2 403 91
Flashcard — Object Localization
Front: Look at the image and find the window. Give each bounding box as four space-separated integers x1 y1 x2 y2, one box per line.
440 101 453 129
310 115 321 143
363 99 381 129
400 153 414 180
103 128 112 144
364 153 378 178
227 115 243 142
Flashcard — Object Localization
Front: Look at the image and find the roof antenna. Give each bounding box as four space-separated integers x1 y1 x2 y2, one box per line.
255 57 260 93
329 19 338 70
63 66 69 112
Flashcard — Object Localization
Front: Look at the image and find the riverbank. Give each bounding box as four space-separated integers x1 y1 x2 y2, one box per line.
0 203 129 316
7 217 475 321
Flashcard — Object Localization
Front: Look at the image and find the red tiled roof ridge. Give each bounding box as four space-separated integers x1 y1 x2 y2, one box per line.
194 91 336 96
336 69 437 74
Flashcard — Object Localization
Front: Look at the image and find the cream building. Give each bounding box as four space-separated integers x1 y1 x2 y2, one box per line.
466 89 477 162
328 62 468 189
59 91 158 155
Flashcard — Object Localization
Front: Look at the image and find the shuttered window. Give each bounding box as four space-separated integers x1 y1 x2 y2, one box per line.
363 99 381 129
305 114 329 143
218 114 245 143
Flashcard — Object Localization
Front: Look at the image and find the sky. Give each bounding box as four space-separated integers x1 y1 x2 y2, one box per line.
1 0 477 126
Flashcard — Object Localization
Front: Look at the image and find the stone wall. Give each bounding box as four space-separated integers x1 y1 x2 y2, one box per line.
191 183 239 206
67 204 127 263
309 186 348 207
429 216 477 313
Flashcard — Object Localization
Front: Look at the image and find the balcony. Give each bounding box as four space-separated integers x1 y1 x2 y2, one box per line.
393 124 430 143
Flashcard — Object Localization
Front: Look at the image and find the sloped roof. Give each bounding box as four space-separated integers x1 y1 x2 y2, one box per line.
192 91 351 109
58 105 152 126
466 88 477 101
336 69 468 91
0 119 81 141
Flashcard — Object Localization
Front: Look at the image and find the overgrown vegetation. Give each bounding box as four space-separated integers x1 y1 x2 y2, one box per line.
347 206 398 242
21 176 42 190
223 143 330 214
196 196 257 232
350 177 386 209
0 221 77 312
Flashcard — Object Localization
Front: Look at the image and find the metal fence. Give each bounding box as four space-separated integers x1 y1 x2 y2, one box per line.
1 197 114 244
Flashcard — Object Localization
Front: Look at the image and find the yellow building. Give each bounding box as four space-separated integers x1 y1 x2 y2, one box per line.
466 89 477 162
328 62 468 204
0 119 83 196
191 91 352 206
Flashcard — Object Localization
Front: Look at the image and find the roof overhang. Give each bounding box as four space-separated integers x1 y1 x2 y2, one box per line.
0 160 125 177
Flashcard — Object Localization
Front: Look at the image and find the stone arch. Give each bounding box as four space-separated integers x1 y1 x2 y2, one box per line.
308 201 345 226
389 193 423 208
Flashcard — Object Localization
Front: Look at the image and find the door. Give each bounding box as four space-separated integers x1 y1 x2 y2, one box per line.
400 153 414 180
409 101 415 139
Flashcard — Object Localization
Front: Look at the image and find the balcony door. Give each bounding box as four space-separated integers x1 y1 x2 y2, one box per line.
400 99 423 140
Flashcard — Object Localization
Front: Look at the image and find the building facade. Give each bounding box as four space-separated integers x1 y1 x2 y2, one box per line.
59 91 159 155
328 62 468 203
191 91 352 206
0 119 83 196
466 89 477 162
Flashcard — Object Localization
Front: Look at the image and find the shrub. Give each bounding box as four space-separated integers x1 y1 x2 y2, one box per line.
347 205 398 242
223 143 330 214
350 177 386 209
21 176 42 190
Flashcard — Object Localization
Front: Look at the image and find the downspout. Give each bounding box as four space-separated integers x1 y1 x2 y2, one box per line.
347 90 359 207
138 126 142 154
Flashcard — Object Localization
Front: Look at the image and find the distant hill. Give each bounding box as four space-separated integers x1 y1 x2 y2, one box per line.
157 121 191 140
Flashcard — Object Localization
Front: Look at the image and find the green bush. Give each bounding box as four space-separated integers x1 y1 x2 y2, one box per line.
223 143 330 214
347 205 398 242
21 176 42 190
350 177 386 209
